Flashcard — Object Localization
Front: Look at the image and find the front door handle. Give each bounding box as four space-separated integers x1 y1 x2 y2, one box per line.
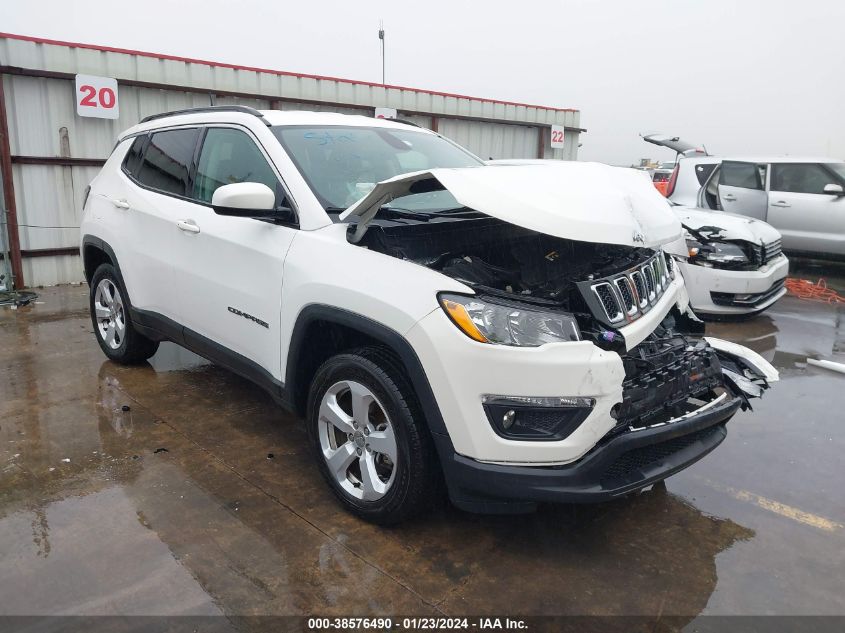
110 198 130 209
771 201 791 208
176 219 201 234
723 194 737 201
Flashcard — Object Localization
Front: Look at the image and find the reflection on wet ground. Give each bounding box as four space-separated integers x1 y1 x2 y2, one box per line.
1 281 844 623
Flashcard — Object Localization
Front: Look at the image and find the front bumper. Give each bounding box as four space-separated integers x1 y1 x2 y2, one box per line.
435 390 741 513
405 277 687 465
679 254 789 315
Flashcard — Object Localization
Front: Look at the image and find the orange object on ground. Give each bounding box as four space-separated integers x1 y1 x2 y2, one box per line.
653 181 669 196
784 277 845 304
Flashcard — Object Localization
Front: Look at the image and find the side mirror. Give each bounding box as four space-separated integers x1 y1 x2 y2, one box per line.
211 182 295 221
823 183 845 196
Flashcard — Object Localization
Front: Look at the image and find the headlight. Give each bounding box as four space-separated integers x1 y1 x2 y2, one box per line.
686 239 749 267
439 293 581 346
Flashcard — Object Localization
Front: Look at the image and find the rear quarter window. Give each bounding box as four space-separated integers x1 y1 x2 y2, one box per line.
694 163 717 186
134 128 201 197
121 135 147 177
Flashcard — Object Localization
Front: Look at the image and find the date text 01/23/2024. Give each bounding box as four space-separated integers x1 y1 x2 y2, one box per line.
307 617 528 630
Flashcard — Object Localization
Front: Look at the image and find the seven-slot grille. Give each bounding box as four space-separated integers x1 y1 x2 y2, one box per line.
584 251 676 326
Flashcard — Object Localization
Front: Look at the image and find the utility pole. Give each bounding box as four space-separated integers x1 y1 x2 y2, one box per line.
378 21 385 85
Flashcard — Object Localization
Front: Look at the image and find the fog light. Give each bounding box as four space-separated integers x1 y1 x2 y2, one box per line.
502 410 516 429
482 395 595 441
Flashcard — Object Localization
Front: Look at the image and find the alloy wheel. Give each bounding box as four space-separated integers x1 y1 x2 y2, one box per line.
94 278 126 350
317 380 398 501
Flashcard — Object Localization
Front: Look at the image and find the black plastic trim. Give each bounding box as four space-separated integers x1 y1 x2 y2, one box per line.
286 304 449 437
437 392 741 513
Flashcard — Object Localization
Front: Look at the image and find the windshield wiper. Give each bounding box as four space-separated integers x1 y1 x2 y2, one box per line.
380 206 435 221
379 204 484 220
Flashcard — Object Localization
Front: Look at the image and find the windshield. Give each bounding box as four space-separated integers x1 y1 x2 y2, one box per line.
825 163 845 182
272 125 483 211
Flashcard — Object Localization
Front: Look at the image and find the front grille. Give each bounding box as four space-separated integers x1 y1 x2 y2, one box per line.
630 271 647 308
764 239 783 262
592 282 623 322
643 265 656 300
750 239 783 266
651 259 664 290
600 426 721 487
664 252 674 277
615 277 636 315
578 251 672 326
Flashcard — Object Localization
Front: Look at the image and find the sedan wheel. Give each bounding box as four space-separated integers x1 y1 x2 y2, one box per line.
317 379 398 502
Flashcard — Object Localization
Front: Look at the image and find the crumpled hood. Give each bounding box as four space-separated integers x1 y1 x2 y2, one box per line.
674 205 782 244
341 162 683 248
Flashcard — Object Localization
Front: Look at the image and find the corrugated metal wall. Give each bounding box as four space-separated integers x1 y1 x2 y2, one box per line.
1 34 582 287
438 119 539 161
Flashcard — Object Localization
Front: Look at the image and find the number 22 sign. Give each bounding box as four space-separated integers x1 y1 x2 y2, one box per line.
550 125 565 149
75 74 120 119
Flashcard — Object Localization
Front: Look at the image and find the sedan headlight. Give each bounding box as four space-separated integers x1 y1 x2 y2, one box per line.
439 293 581 346
686 239 749 267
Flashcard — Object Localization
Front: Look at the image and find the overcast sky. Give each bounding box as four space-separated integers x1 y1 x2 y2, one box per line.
6 0 845 164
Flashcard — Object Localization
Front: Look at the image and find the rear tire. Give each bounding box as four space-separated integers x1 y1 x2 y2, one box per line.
89 264 159 364
306 347 439 524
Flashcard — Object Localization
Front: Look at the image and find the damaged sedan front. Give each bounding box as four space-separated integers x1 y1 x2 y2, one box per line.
338 159 778 512
672 205 789 316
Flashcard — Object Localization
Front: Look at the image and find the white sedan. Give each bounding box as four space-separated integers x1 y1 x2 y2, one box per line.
671 204 788 317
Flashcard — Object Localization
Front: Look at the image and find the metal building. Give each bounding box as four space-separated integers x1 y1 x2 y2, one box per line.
0 32 583 288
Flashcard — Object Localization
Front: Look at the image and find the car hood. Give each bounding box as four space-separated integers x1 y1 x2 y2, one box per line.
341 163 683 248
673 205 782 244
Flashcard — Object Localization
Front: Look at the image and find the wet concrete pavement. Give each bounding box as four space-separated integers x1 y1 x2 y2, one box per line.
1 271 844 626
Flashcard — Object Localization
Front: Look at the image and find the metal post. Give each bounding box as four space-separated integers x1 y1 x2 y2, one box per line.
0 74 24 289
0 175 11 292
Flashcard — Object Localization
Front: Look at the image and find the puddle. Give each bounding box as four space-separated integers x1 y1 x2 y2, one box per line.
147 342 209 373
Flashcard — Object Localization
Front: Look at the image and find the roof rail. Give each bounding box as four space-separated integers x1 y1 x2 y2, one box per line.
391 118 423 129
139 105 270 126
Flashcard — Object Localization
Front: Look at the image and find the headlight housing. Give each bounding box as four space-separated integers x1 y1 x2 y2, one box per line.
686 239 749 267
439 293 581 346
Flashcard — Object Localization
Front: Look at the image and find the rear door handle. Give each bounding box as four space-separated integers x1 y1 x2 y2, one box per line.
176 219 201 234
771 201 791 208
723 194 737 201
110 198 130 209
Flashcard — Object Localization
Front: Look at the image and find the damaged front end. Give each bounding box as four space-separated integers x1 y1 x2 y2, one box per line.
344 164 776 458
612 316 776 442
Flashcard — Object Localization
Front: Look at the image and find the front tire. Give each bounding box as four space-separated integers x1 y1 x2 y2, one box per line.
306 348 439 524
89 263 159 364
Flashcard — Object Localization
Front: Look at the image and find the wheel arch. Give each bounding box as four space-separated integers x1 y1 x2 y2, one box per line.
285 305 448 437
82 235 120 286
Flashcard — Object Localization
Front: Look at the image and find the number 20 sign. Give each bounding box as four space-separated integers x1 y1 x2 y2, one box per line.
75 74 119 119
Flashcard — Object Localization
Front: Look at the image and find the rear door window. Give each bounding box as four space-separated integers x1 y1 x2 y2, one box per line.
719 161 762 190
771 163 836 194
193 128 282 205
135 128 201 197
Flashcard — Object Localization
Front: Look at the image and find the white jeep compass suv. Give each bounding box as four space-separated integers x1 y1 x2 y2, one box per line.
81 107 778 523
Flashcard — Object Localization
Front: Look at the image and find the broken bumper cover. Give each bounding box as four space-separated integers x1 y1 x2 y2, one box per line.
435 390 741 513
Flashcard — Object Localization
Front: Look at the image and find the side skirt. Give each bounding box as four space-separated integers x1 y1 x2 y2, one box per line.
130 307 291 409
